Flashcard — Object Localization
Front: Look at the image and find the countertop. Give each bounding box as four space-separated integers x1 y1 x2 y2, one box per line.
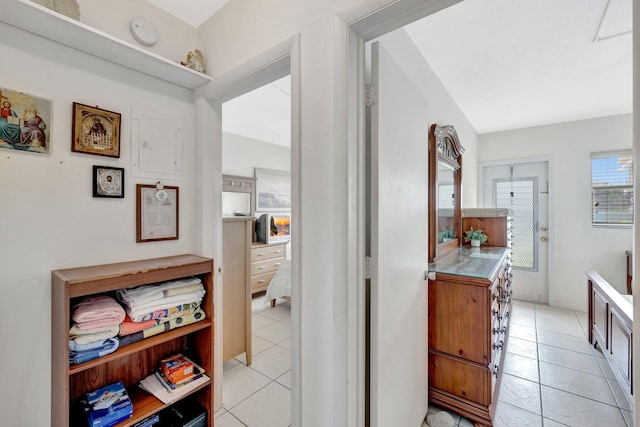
429 246 509 279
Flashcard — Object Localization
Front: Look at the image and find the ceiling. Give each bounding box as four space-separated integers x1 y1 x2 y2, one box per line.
404 0 632 134
145 0 229 28
222 76 292 147
148 0 632 140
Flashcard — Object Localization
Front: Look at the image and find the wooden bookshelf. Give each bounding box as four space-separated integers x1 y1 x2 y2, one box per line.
52 254 215 427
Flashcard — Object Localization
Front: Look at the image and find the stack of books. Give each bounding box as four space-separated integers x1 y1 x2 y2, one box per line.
139 354 209 404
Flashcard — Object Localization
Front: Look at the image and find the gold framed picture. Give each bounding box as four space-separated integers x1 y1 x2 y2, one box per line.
72 102 121 157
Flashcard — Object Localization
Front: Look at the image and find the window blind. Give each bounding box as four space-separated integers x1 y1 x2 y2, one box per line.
591 151 633 225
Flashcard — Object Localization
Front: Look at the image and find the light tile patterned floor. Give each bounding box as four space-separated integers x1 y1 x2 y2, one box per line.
217 298 634 427
216 294 292 427
429 300 634 427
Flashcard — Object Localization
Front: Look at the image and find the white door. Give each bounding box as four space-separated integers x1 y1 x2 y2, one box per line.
483 161 549 303
368 41 430 427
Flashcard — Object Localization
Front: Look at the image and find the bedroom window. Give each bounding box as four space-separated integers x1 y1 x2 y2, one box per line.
591 151 633 226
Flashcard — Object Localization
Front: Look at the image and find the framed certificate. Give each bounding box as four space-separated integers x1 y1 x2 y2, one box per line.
136 184 179 242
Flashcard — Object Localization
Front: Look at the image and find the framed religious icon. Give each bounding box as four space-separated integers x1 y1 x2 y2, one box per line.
72 102 121 157
0 86 52 154
92 165 124 198
136 183 179 242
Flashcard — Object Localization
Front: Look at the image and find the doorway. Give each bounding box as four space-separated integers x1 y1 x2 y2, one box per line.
482 161 550 303
194 35 301 425
218 75 294 426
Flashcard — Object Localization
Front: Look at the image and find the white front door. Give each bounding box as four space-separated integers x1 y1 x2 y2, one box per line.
368 41 430 427
483 161 549 303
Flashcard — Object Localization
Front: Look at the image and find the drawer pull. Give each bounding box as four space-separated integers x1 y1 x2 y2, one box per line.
257 252 265 256
258 279 266 283
259 266 266 270
275 262 282 266
275 250 282 253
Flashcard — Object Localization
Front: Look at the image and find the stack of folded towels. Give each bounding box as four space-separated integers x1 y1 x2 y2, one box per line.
69 295 125 365
115 277 206 347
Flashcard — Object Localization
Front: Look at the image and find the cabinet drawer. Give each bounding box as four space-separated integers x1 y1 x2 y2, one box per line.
429 351 491 406
252 244 285 261
253 258 284 276
252 272 277 291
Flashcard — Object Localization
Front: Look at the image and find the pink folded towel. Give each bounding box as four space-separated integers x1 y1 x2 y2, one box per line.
72 295 126 330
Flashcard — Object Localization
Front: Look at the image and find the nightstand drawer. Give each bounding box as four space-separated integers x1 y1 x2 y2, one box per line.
253 258 284 275
252 244 285 261
251 272 277 291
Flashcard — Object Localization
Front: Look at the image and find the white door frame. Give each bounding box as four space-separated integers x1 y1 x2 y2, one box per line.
478 157 555 305
194 34 301 419
339 1 462 425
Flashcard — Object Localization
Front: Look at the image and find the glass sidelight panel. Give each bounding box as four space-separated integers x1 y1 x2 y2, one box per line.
494 178 537 270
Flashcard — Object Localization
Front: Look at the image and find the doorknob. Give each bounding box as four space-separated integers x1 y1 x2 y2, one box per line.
541 226 548 231
541 236 548 241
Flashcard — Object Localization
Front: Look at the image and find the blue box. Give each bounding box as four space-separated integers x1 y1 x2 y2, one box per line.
84 381 133 427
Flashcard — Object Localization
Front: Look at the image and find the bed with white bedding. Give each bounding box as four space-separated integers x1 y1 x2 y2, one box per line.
265 259 291 305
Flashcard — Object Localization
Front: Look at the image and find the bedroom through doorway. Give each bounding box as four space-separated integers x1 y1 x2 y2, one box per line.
218 74 294 427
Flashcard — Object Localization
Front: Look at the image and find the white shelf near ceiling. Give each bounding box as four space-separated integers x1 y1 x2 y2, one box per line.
1 0 212 90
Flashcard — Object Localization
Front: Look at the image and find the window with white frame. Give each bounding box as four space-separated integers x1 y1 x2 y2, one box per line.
591 151 633 226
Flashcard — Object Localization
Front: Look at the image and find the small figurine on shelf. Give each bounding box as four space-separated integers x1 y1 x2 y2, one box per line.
181 49 206 74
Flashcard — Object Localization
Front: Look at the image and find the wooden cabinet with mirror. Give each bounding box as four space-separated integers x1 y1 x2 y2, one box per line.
428 124 464 262
221 174 255 364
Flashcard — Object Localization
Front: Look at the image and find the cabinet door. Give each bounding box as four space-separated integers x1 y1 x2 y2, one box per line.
592 287 608 349
610 308 632 386
429 279 490 364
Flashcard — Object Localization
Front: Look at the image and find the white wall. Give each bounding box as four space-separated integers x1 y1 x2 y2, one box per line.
479 114 633 310
197 2 392 425
0 21 197 427
222 131 291 177
377 29 479 207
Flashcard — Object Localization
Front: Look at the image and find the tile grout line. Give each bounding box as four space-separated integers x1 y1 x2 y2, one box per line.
533 304 545 422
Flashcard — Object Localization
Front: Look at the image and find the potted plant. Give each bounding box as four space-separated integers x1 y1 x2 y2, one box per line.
464 227 488 247
438 227 455 243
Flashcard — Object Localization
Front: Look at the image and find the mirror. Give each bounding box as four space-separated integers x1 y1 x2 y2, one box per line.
429 124 464 262
436 163 455 243
222 192 251 217
221 174 255 218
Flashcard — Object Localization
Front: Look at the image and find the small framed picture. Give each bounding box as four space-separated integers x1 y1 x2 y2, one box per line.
72 102 121 157
136 183 179 242
93 165 124 198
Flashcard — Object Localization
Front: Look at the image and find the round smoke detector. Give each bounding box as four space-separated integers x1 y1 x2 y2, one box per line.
129 17 158 47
